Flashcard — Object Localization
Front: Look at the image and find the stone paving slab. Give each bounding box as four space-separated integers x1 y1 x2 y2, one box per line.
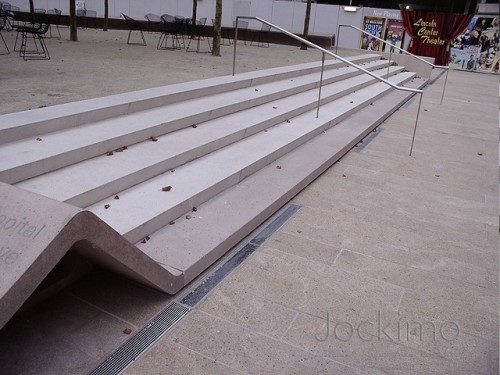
0 27 497 375
125 69 498 374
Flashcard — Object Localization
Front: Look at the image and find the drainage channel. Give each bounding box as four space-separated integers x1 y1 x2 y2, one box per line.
88 203 302 375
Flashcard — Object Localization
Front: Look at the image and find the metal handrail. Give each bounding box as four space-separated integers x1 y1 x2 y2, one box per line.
233 16 424 156
337 24 449 105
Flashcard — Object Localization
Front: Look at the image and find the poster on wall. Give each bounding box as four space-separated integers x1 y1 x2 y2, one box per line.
360 17 386 51
383 19 405 53
450 16 499 73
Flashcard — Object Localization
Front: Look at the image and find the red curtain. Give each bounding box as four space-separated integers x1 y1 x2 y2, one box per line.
402 10 473 65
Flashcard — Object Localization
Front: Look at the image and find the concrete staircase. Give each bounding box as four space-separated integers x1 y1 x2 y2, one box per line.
0 53 427 329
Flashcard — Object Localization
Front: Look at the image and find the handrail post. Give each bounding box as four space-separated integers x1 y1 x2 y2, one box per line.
316 52 325 118
409 92 424 156
232 17 239 76
440 67 449 104
335 24 340 55
387 47 392 78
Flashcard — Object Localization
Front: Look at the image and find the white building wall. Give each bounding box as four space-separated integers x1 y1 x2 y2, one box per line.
6 0 405 48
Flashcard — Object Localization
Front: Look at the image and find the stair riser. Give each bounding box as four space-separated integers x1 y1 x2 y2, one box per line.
122 75 415 244
64 68 398 207
0 56 380 146
2 64 392 185
175 89 423 286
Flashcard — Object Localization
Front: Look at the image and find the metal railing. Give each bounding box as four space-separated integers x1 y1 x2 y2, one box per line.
337 24 449 105
232 17 424 156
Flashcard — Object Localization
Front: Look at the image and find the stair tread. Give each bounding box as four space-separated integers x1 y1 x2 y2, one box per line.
86 71 416 244
0 59 389 184
16 65 402 207
137 77 427 281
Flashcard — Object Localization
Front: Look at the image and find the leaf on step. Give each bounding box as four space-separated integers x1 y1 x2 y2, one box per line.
171 169 175 173
162 185 172 191
286 119 290 123
370 103 374 106
104 204 110 209
192 124 197 128
186 215 192 220
115 146 128 152
36 137 42 141
114 195 120 200
273 106 277 109
151 136 158 142
342 174 347 178
255 88 259 91
276 165 282 169
192 207 198 212
169 220 175 225
140 235 151 244
123 328 132 335
477 152 483 156
350 101 353 103
106 151 114 156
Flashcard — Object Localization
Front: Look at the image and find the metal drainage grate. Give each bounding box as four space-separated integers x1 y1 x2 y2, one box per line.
181 203 302 307
89 302 189 375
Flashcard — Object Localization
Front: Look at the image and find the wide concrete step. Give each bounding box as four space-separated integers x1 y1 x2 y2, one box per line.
15 65 404 208
86 71 416 245
0 55 381 147
139 77 427 284
0 55 429 330
0 59 389 185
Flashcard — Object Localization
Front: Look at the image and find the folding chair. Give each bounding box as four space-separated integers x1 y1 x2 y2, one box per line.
122 13 146 46
0 9 9 54
186 17 211 53
47 9 61 39
233 20 249 45
157 14 183 50
251 24 271 48
16 13 51 60
144 13 161 33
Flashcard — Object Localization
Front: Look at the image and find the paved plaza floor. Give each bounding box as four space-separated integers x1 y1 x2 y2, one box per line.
0 28 498 374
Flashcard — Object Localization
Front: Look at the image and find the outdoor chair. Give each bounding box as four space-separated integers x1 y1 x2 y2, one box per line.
122 13 146 46
0 2 16 30
251 23 271 48
85 10 97 28
144 13 161 32
0 9 9 54
157 14 183 50
186 17 211 53
46 8 61 39
220 21 232 46
76 9 86 28
233 20 249 45
16 12 51 60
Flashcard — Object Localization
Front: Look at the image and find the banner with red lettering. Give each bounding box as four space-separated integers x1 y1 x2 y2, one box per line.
402 11 473 65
